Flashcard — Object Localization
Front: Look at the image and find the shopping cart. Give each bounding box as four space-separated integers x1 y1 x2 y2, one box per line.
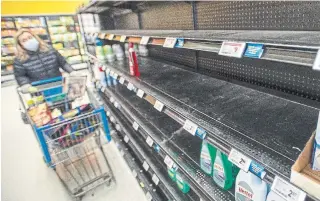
17 76 114 200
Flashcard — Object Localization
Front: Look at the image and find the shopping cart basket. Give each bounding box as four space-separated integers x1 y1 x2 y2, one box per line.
17 77 114 200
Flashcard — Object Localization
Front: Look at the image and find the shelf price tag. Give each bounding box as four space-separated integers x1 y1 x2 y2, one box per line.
124 135 130 143
146 136 154 147
140 36 150 45
163 37 177 48
152 174 160 185
100 33 106 38
119 77 125 84
183 120 198 136
108 34 115 40
127 83 134 91
154 100 164 112
313 49 320 71
164 155 174 169
133 121 139 131
219 41 246 58
271 176 306 201
143 161 150 171
132 170 137 177
228 148 252 172
145 192 152 201
120 35 126 42
136 89 145 98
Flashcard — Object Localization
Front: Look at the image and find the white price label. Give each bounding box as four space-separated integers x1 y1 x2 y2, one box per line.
140 36 150 45
145 192 152 201
143 161 149 171
164 155 174 169
120 35 126 42
127 83 134 91
124 135 129 143
271 176 306 201
228 148 252 172
136 89 145 98
119 77 125 84
132 170 137 177
154 100 164 112
313 49 320 71
219 41 246 58
133 121 139 131
152 174 160 185
106 68 111 74
146 136 154 147
183 120 198 136
163 37 177 48
108 34 115 40
100 33 106 38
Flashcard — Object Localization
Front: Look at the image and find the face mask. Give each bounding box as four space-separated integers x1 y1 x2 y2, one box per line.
23 37 39 52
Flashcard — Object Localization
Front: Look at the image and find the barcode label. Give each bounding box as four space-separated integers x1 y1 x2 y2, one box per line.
143 161 149 171
140 36 150 45
108 34 115 40
183 120 198 135
136 89 145 98
163 37 177 48
152 174 160 185
127 83 134 91
228 148 252 172
133 121 139 131
164 155 174 169
120 35 126 42
119 77 125 84
146 136 154 147
271 176 306 201
154 100 164 112
124 135 129 143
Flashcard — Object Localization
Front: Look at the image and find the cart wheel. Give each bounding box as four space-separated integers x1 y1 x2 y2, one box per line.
20 112 29 124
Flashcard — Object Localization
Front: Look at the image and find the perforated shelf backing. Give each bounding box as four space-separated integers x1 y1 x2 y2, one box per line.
196 1 320 31
114 12 139 30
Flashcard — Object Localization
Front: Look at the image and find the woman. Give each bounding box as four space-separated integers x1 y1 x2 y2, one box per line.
14 29 75 92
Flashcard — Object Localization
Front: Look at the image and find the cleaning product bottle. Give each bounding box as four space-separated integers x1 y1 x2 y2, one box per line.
112 44 124 60
124 43 129 57
266 191 286 201
134 43 139 56
128 42 140 77
104 45 115 63
139 45 149 57
176 171 190 194
168 167 177 182
200 140 217 176
235 170 268 201
213 150 239 190
99 66 107 88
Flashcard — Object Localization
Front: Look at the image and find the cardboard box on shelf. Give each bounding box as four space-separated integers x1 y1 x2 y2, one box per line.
291 131 320 200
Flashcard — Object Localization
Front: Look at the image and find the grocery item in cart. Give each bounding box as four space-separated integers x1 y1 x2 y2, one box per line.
27 96 52 127
63 75 87 100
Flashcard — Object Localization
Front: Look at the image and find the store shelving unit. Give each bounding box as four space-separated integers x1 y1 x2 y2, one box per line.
79 1 320 201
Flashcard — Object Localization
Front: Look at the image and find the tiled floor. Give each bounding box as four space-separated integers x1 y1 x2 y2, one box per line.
1 85 147 201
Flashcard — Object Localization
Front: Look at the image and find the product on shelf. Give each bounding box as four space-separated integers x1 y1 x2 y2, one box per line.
124 43 129 57
1 21 15 28
200 140 217 176
49 26 67 34
138 45 149 57
128 42 140 77
213 150 239 190
53 43 64 50
175 172 190 194
15 18 45 28
1 29 17 37
112 44 124 61
312 114 320 170
235 170 268 201
67 55 82 64
104 45 115 63
1 46 16 55
96 46 105 61
168 167 177 181
2 38 15 45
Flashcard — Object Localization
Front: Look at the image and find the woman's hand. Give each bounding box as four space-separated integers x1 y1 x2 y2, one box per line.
20 84 38 93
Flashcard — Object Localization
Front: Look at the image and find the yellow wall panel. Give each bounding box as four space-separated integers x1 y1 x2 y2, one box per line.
2 1 87 16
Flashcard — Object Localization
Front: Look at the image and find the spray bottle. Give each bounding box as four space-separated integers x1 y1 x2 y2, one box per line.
128 42 140 77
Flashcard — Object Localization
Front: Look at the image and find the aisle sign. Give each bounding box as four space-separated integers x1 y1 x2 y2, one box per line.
140 36 150 45
163 37 177 48
108 34 115 40
146 192 152 201
124 135 130 143
154 100 164 112
183 120 198 136
133 121 139 131
219 41 246 58
143 161 150 171
312 49 320 71
120 35 127 42
146 136 154 147
228 148 252 172
119 77 125 84
244 43 264 58
152 174 160 185
271 176 306 201
164 155 174 168
136 89 145 98
127 83 134 91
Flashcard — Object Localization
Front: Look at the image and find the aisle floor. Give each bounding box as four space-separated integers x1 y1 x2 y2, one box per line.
1 85 148 201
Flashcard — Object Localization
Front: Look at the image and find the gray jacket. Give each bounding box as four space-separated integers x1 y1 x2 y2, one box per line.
13 47 73 86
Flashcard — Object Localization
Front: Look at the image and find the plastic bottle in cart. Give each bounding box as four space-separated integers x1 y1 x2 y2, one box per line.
235 170 268 201
128 42 140 77
213 149 239 190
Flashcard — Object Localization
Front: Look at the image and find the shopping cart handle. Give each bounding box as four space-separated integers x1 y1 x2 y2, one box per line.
31 76 63 86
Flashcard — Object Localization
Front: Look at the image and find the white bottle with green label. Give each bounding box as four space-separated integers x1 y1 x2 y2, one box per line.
200 140 216 176
235 170 268 201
